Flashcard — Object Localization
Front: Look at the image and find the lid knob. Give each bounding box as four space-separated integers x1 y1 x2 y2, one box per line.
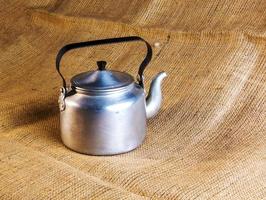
97 61 107 71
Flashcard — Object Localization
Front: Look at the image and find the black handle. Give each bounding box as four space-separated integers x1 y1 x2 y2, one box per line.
56 36 153 90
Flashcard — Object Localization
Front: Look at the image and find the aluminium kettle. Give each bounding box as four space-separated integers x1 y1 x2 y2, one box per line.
56 36 167 155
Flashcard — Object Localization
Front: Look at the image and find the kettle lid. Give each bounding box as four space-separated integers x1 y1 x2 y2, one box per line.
70 61 134 91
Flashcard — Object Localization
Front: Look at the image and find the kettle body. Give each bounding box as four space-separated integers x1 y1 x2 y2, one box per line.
60 83 146 155
56 36 166 155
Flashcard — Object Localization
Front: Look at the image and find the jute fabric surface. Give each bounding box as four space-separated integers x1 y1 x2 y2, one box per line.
0 0 265 199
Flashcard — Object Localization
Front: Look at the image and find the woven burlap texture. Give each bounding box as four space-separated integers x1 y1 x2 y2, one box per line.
1 0 266 199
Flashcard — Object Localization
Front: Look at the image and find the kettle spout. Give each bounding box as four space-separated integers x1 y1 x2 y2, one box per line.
145 72 167 119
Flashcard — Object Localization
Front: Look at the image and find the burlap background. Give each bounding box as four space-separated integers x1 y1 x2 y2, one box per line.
1 0 266 199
